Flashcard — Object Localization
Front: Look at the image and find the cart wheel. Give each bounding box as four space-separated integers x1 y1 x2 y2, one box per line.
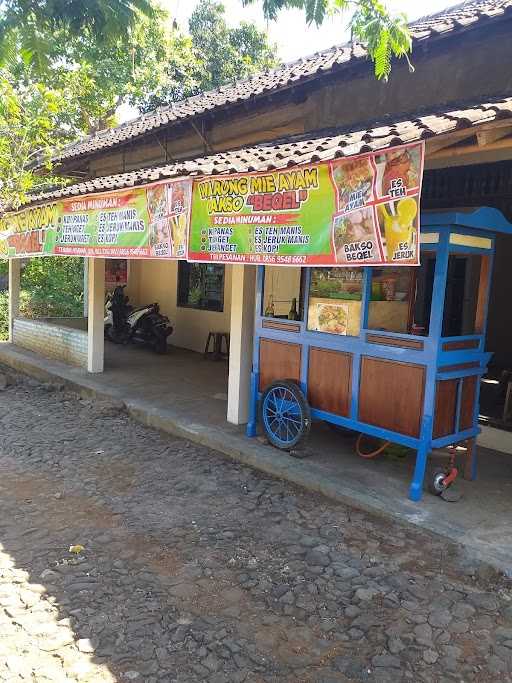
429 467 448 496
260 380 310 451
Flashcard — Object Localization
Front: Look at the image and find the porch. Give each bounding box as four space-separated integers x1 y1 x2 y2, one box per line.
1 339 512 574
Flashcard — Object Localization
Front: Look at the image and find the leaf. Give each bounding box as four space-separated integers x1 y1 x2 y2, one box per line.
69 544 85 554
373 30 391 80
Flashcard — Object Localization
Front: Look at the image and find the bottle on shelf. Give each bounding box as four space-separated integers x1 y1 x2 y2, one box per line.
288 297 299 320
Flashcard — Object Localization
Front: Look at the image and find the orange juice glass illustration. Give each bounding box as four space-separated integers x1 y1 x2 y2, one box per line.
379 198 417 260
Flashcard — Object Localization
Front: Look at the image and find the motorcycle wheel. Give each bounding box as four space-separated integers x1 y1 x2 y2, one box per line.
109 326 127 344
153 335 168 354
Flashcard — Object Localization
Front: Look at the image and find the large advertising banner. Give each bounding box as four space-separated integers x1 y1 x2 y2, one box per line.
187 142 424 266
0 142 424 266
0 178 193 259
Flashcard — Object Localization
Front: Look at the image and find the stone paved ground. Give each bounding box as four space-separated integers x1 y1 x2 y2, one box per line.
1 369 512 683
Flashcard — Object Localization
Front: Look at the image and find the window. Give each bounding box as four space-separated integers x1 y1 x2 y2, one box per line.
367 261 435 336
307 268 363 336
177 262 224 312
262 266 304 320
442 255 482 336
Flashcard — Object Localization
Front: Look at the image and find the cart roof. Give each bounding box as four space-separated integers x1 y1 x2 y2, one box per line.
422 207 512 234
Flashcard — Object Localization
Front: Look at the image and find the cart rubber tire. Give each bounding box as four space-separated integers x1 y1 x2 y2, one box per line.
260 379 311 451
429 467 448 496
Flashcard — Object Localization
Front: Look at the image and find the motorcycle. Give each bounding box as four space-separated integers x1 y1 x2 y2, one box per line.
104 285 173 354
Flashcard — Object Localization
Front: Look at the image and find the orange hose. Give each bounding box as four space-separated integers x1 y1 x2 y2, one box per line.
356 433 390 459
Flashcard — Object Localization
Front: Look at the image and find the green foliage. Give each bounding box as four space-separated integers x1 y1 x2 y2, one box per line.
0 257 84 339
3 9 170 137
0 1 278 203
0 66 69 208
141 1 278 112
0 0 156 69
243 0 412 80
349 0 411 80
19 257 84 319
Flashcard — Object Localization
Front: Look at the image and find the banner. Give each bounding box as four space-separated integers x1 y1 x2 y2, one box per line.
0 142 424 267
187 141 424 266
0 178 192 259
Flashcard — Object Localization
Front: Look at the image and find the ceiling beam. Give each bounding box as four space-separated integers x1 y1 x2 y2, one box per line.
428 135 512 162
425 118 512 155
476 126 512 147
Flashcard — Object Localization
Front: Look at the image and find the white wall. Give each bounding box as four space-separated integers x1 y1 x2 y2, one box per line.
13 318 88 368
127 260 232 354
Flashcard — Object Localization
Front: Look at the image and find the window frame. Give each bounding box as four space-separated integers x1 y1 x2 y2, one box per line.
177 261 225 313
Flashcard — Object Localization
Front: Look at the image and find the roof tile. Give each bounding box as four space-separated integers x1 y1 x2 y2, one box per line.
50 0 512 165
18 95 511 209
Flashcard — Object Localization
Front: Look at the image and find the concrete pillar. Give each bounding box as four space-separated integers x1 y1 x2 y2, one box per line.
8 258 21 343
87 257 105 373
83 257 89 318
227 265 256 424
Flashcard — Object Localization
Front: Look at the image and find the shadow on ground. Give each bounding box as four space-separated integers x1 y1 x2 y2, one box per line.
1 371 512 682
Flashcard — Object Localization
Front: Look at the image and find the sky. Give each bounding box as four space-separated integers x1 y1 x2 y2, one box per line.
163 0 453 63
119 0 453 121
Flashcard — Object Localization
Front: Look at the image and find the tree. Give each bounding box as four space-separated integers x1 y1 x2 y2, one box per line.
0 67 65 208
0 0 156 67
242 0 412 80
3 8 170 136
140 0 278 112
19 257 84 319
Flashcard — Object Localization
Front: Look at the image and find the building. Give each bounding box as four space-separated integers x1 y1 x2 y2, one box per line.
3 0 512 438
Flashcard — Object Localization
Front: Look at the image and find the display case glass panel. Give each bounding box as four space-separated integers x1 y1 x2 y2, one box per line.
367 259 435 336
442 255 482 336
262 266 304 320
307 268 363 336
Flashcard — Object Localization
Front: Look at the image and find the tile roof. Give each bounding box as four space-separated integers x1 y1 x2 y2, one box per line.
22 95 512 208
53 0 512 165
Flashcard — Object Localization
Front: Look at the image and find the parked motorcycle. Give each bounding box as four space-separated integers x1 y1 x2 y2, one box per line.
104 285 173 354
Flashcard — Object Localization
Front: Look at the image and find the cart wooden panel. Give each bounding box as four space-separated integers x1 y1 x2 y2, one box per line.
258 339 301 391
433 380 458 438
358 357 426 437
460 375 478 431
307 348 352 417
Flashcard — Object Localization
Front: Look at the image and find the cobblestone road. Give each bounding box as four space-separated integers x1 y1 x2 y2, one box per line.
0 369 512 682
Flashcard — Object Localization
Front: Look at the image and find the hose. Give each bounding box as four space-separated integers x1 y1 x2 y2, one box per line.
356 433 391 459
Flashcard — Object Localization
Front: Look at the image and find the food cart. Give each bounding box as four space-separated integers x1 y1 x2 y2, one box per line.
246 207 512 501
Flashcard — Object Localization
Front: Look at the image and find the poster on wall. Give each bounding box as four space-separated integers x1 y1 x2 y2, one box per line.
187 141 424 267
0 178 193 259
105 259 128 289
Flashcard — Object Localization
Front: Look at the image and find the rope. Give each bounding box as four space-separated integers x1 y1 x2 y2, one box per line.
355 433 391 459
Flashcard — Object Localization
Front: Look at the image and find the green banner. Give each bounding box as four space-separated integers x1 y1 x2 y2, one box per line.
0 179 192 259
188 142 424 266
1 142 424 267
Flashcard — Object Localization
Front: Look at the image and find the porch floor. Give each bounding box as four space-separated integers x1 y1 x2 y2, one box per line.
1 340 512 574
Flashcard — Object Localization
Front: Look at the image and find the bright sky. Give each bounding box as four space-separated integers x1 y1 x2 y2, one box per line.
164 0 453 62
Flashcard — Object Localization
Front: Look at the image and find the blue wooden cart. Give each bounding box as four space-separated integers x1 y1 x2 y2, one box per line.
247 208 512 501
